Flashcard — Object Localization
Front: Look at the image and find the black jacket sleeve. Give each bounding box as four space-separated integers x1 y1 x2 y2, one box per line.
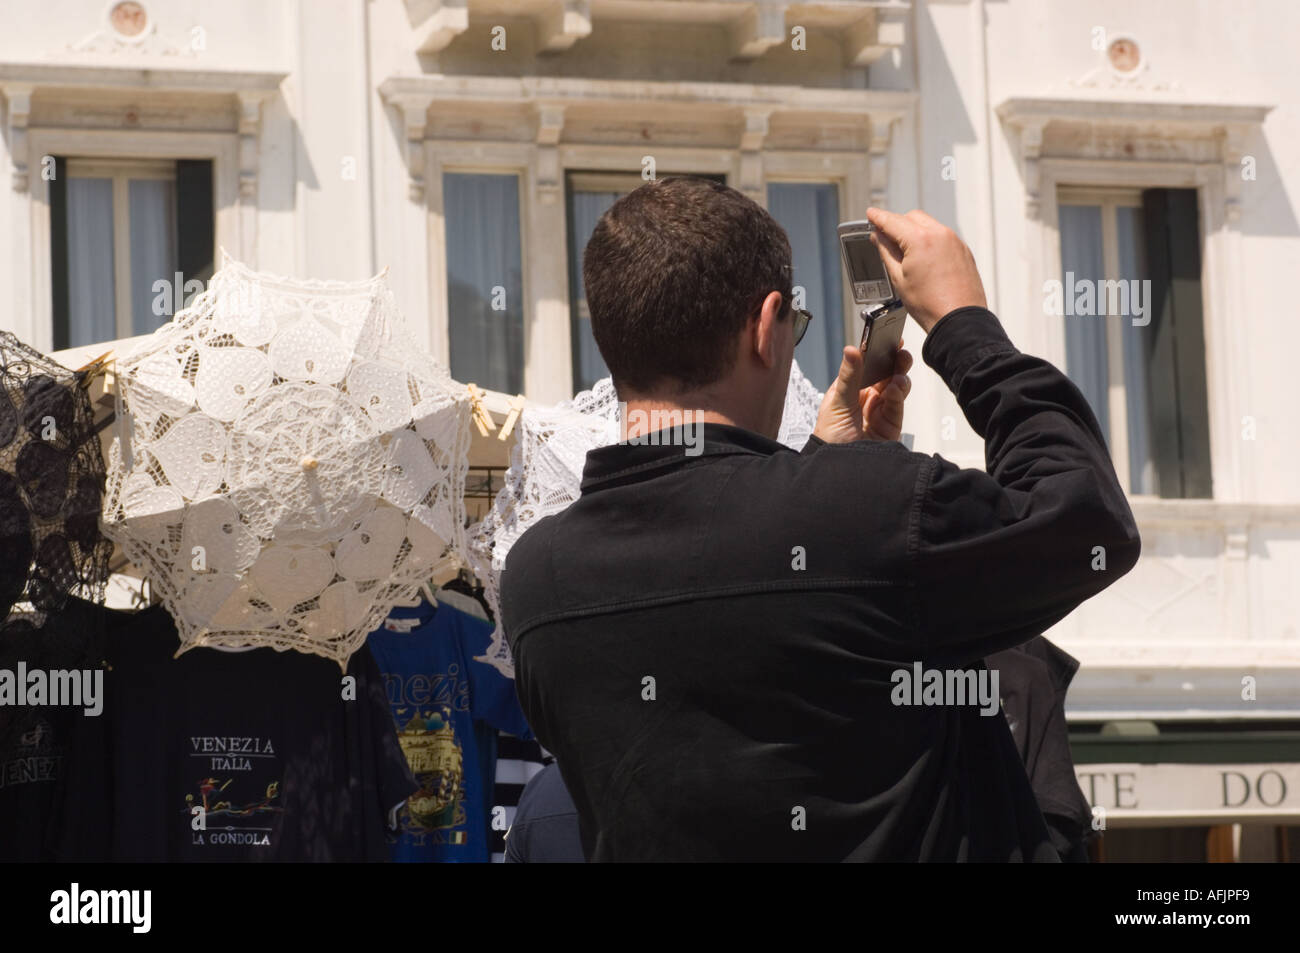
914 307 1141 664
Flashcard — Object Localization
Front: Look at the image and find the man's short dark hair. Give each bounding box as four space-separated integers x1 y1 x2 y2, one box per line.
582 176 793 395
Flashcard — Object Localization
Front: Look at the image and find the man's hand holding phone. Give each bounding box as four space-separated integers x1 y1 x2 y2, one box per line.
864 207 988 334
812 344 912 445
811 207 989 445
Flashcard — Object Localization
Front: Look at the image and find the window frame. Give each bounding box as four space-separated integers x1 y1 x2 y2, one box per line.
762 150 872 349
563 170 668 386
1056 185 1147 494
1031 159 1233 502
424 142 873 403
439 166 529 395
24 128 241 354
764 175 856 371
62 157 178 342
427 155 532 395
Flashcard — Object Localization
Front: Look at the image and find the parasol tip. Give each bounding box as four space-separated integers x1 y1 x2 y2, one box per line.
300 455 319 471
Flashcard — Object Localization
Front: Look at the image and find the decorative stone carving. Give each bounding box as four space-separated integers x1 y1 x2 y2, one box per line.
67 1 198 58
730 3 786 61
846 7 907 68
2 84 33 192
406 0 469 54
738 108 770 200
997 98 1272 223
236 90 272 202
378 81 437 202
1068 32 1178 93
535 104 565 204
868 116 899 210
1221 123 1252 225
536 0 592 53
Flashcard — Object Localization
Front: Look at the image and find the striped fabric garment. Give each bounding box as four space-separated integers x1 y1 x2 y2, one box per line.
491 733 550 863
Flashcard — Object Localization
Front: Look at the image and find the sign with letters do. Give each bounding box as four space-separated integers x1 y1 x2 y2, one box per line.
1076 762 1300 823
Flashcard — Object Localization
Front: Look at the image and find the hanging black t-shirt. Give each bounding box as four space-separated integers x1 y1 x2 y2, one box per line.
986 637 1094 861
59 603 416 862
0 598 110 861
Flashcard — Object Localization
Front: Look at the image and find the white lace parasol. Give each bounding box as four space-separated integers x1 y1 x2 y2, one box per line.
102 253 472 667
467 361 824 677
777 360 824 452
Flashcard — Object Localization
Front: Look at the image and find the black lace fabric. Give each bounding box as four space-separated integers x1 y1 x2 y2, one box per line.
0 333 113 619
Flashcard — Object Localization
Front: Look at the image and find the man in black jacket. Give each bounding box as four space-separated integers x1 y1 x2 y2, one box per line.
501 177 1140 862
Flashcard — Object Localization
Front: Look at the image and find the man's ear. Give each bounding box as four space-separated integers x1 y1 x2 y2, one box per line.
752 290 786 370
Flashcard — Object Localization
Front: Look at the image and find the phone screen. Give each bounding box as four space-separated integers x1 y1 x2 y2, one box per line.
843 235 887 282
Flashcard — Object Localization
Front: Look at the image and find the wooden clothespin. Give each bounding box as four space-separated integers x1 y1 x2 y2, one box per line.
74 352 120 435
497 394 526 441
75 350 113 374
74 350 114 389
466 383 496 437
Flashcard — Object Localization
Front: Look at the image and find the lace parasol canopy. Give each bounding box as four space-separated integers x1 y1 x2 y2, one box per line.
467 361 825 677
102 253 472 667
0 333 113 620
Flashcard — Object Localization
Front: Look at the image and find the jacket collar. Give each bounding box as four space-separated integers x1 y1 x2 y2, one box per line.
580 422 789 491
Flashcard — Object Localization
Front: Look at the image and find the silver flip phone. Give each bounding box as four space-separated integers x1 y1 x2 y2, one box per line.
837 220 907 386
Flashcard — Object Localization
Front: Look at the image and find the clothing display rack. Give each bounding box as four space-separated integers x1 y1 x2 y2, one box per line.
3 264 544 863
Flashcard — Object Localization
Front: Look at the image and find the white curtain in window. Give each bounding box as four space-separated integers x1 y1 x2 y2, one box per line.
128 178 179 336
444 173 525 394
1059 204 1110 442
767 183 844 392
1116 205 1155 495
65 177 116 347
568 189 619 391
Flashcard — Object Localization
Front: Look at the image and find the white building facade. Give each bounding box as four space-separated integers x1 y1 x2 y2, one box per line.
2 0 1297 860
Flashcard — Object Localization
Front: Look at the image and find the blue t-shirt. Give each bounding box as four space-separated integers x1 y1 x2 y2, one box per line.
367 601 532 862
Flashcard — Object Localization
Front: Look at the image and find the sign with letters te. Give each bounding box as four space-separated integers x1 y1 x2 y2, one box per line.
1076 762 1300 822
